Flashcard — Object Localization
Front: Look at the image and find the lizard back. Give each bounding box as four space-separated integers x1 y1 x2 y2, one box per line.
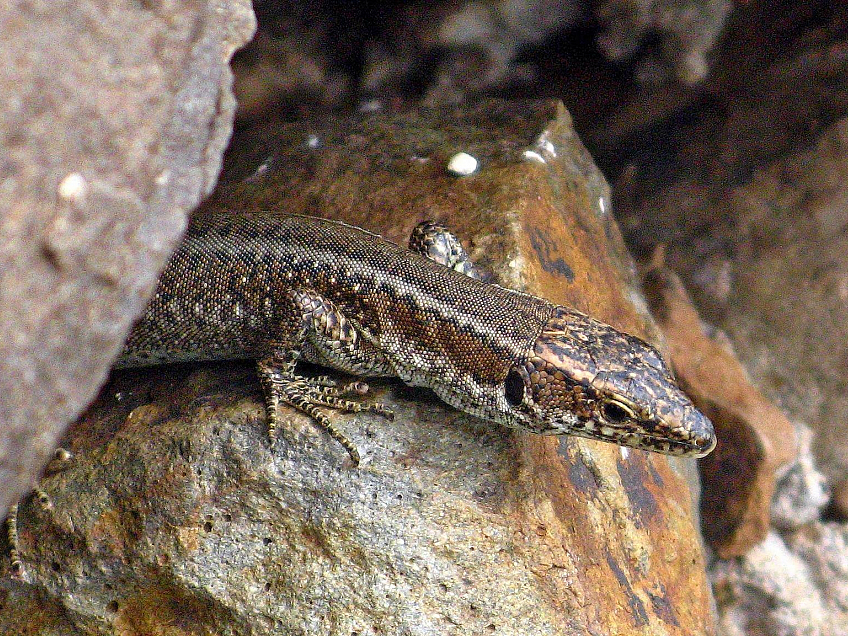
119 212 555 392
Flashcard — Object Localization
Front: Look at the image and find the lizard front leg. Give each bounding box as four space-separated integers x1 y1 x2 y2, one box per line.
257 289 394 466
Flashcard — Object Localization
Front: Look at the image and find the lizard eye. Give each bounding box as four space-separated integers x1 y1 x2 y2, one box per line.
600 399 635 424
504 369 525 406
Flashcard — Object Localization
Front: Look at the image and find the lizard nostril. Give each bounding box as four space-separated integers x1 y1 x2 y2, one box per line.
695 431 717 454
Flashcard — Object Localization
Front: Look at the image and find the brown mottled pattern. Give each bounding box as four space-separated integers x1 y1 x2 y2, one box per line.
120 212 716 457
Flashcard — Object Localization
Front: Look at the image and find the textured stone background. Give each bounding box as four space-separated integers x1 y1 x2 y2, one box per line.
0 1 255 517
4 1 848 634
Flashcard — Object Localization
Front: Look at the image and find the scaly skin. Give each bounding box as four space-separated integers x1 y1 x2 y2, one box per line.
119 212 716 461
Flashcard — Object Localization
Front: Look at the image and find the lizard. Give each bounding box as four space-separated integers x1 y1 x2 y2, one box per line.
5 212 715 576
118 211 716 462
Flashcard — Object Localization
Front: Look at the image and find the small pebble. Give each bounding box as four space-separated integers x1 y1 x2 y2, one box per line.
57 172 87 200
522 149 545 164
447 152 478 176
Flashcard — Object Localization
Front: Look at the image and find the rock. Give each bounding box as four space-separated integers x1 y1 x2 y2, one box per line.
595 0 731 84
711 531 839 636
0 0 256 519
714 119 848 488
642 266 797 557
771 424 829 531
1 100 714 635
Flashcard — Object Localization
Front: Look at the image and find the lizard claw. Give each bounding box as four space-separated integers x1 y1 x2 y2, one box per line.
350 381 370 395
370 404 394 420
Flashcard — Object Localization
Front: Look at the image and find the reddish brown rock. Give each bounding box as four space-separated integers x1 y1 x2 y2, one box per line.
2 101 714 635
832 480 848 521
643 266 797 558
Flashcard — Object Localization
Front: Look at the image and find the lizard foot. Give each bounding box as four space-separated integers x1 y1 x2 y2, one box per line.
258 360 393 465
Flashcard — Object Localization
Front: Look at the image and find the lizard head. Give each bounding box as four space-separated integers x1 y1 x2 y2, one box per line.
502 306 716 457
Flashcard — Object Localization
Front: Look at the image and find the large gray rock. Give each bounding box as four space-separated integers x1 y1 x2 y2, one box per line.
0 0 256 516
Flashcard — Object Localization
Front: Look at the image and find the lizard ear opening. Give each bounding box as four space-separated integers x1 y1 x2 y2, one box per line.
504 368 525 406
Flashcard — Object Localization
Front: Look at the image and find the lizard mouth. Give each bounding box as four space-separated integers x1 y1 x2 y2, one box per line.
562 424 716 457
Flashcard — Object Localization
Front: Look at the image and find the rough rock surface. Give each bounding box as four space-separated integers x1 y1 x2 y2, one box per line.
634 113 848 636
1 101 714 635
595 0 731 84
643 267 797 557
0 1 256 518
713 119 848 490
709 416 836 636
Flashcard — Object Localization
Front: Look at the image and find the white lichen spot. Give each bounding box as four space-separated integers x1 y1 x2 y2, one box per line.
523 131 559 165
57 172 87 201
598 197 606 214
358 100 383 113
447 152 478 176
522 150 546 164
620 446 629 460
306 134 321 149
508 254 527 271
536 138 556 158
251 158 273 180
